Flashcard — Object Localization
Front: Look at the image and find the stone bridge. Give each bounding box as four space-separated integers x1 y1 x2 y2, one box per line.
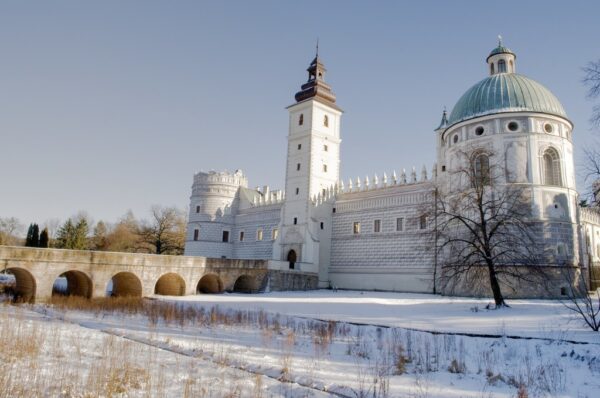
0 246 318 303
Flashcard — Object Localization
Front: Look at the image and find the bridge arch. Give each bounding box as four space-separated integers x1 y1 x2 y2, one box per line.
4 267 36 303
154 273 186 296
53 270 93 298
108 272 143 297
233 274 258 293
197 273 223 294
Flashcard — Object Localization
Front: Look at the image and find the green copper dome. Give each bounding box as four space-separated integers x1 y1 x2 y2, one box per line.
447 73 567 127
487 45 515 61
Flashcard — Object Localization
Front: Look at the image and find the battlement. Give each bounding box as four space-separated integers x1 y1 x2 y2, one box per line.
193 169 248 188
310 164 436 205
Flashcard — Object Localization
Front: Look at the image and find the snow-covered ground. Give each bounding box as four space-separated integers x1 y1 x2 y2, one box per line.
163 290 600 343
1 290 599 397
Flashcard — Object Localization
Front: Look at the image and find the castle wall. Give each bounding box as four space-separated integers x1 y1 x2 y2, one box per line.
232 205 282 259
329 182 436 292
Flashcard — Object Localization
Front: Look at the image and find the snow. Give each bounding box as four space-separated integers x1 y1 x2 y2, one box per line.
1 289 599 397
162 290 600 343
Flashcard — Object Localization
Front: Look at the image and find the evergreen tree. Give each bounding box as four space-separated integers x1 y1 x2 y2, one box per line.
73 218 89 250
39 228 50 248
56 219 75 249
31 224 40 247
25 224 34 246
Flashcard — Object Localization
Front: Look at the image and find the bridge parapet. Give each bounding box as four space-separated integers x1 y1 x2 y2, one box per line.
0 246 316 302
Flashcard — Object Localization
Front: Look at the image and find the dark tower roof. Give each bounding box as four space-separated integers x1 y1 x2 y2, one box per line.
294 52 339 110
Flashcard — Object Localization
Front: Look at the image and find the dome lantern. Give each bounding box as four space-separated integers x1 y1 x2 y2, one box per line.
487 35 516 75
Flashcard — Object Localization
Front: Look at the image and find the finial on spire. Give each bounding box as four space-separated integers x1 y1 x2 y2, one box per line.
316 38 319 58
498 35 503 46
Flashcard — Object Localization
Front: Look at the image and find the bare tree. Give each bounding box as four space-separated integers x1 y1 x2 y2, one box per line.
138 206 186 255
436 149 545 308
0 217 24 246
561 269 600 331
583 60 600 128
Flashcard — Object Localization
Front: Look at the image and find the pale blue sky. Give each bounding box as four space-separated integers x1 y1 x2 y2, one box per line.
1 1 598 226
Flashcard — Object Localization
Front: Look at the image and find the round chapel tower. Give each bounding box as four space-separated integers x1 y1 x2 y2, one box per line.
436 39 578 270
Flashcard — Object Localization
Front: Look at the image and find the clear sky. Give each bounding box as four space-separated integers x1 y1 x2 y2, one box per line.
1 1 598 226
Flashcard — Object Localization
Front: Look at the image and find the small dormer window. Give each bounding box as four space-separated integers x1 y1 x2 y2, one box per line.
324 115 329 127
299 114 304 126
498 59 506 73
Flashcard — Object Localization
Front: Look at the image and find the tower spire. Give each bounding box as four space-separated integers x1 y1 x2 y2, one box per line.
293 47 339 108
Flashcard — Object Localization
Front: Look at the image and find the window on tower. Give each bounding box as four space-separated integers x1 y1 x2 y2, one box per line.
298 143 302 150
323 144 328 152
353 222 361 234
239 231 244 242
324 115 329 127
222 230 230 242
323 164 328 172
196 205 200 213
297 163 301 171
293 217 298 225
295 187 299 195
299 114 304 126
193 229 199 241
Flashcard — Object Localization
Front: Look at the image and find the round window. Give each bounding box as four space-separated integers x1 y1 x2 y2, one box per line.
508 121 519 132
544 123 553 133
475 126 484 136
453 135 459 144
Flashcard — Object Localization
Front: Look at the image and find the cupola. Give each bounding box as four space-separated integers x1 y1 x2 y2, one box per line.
487 35 516 75
294 44 338 107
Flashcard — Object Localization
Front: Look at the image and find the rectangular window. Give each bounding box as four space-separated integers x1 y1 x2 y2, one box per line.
320 222 324 230
297 143 302 150
193 229 199 241
272 228 279 240
323 164 328 172
297 163 301 171
222 230 229 242
374 219 381 233
293 217 298 225
396 218 404 232
196 205 200 213
295 187 300 195
419 215 428 230
353 222 361 234
257 228 263 241
324 144 328 152
239 231 244 241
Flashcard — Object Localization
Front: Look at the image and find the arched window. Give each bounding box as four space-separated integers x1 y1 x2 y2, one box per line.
542 148 562 186
298 114 304 126
324 115 329 127
490 63 495 75
498 59 506 73
473 153 491 187
509 60 514 72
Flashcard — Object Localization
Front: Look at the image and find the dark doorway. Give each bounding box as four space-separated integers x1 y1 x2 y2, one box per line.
287 250 297 270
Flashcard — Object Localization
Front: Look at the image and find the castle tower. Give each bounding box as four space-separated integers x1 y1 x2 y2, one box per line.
437 39 578 278
276 49 343 270
184 170 247 258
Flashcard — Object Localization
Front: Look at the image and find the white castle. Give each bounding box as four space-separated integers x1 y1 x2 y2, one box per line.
184 41 600 296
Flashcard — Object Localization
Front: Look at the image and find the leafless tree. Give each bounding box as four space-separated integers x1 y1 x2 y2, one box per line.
0 217 24 246
138 206 186 255
583 60 600 128
436 149 546 308
561 268 600 331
